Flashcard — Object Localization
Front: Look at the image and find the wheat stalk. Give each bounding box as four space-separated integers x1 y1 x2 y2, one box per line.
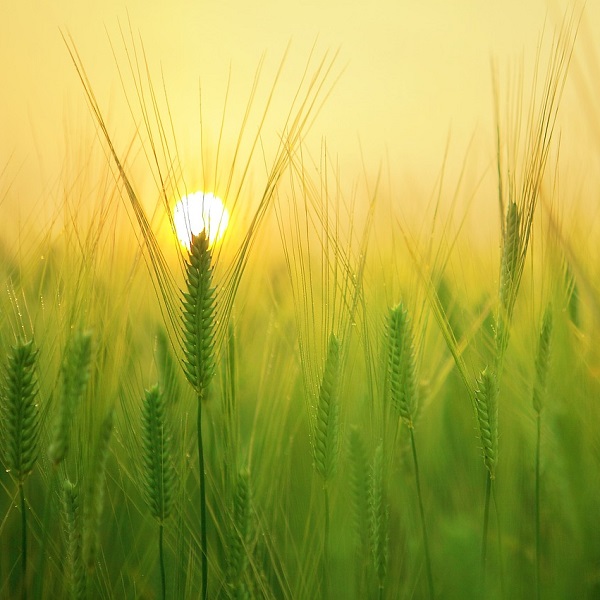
311 332 341 598
181 230 216 600
386 303 434 599
533 303 553 600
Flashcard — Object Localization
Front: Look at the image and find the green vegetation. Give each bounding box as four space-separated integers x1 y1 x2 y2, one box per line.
1 11 599 600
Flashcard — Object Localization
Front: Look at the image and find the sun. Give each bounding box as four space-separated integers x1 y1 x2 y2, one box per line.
173 191 229 249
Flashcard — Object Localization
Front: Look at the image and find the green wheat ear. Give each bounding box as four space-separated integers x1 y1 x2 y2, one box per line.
387 303 417 427
226 470 253 590
499 201 521 310
474 368 498 479
533 304 553 414
141 385 175 523
182 231 216 399
49 330 93 466
1 339 40 483
82 409 114 573
62 479 86 600
313 333 341 481
496 201 521 359
348 427 369 544
369 443 388 591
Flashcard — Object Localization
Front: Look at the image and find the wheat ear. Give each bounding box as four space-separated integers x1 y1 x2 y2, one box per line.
49 330 93 466
475 368 499 480
387 303 417 427
82 409 114 574
313 332 341 482
226 469 253 595
2 339 40 483
62 479 85 600
369 443 388 599
182 231 216 600
348 427 369 544
1 339 40 600
475 366 498 590
533 305 553 414
141 385 175 523
182 231 216 397
496 201 521 365
141 384 176 600
348 427 370 597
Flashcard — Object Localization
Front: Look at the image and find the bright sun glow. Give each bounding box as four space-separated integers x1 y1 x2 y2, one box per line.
173 191 229 249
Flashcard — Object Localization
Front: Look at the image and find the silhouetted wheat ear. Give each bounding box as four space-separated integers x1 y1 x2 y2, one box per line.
227 470 252 586
369 443 388 588
533 304 553 414
82 409 114 572
141 385 175 523
475 368 498 479
62 479 86 600
49 330 93 466
387 303 417 427
313 333 341 481
1 339 40 483
182 231 216 399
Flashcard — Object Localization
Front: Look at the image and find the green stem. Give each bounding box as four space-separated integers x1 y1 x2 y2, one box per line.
535 412 541 600
410 428 434 600
159 522 167 600
323 482 330 598
481 472 492 597
34 469 58 600
197 396 208 600
20 483 27 600
492 481 504 598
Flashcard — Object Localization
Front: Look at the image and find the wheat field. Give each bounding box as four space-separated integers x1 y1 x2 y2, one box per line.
1 6 599 600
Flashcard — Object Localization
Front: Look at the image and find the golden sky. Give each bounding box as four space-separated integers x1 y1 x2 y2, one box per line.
0 0 597 234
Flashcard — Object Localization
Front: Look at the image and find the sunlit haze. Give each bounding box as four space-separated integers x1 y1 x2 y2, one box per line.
173 192 229 249
0 1 598 242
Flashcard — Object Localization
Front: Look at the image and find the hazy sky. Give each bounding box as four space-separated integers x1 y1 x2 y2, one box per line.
0 0 596 231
